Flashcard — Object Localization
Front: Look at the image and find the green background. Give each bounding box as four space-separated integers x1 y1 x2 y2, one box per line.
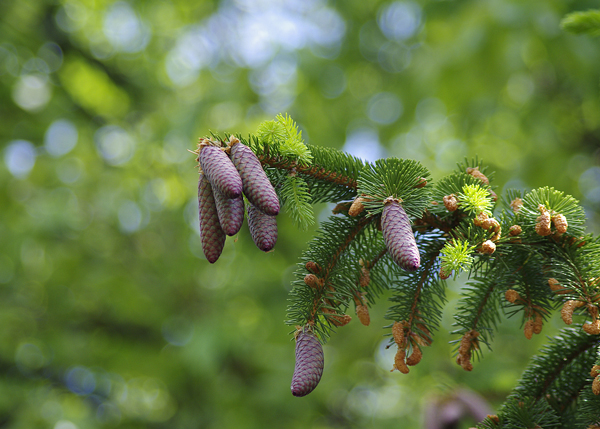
1 0 600 427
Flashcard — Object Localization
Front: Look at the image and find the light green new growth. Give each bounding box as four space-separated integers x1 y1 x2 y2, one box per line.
561 9 600 36
280 175 315 230
439 240 476 277
255 114 313 165
458 184 493 216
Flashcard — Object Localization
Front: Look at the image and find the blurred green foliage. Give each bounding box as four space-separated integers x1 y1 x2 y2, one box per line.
1 0 600 427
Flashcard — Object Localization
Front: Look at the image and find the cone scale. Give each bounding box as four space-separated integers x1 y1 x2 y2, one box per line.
291 331 324 397
230 141 280 216
381 198 420 271
198 174 226 263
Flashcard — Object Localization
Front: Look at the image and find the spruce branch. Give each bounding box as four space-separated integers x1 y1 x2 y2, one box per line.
561 9 600 37
199 115 600 419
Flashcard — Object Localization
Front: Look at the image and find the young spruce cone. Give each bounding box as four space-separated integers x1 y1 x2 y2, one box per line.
230 140 280 216
198 174 226 263
247 203 278 251
291 331 324 397
199 144 242 199
381 197 420 271
214 190 245 236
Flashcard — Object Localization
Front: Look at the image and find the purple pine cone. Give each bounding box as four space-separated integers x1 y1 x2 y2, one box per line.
214 189 245 236
247 203 277 252
199 145 242 199
230 142 280 216
198 174 226 263
381 198 420 271
291 331 324 397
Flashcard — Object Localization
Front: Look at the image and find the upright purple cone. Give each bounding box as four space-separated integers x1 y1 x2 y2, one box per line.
230 141 280 216
247 203 277 252
381 198 420 271
199 145 242 199
214 190 244 236
198 174 226 263
291 331 324 397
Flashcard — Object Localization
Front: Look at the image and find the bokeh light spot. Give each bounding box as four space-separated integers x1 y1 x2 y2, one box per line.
12 74 52 111
367 92 403 124
118 200 142 233
45 119 78 157
65 366 96 395
4 140 36 178
378 1 422 41
343 127 385 163
95 126 136 166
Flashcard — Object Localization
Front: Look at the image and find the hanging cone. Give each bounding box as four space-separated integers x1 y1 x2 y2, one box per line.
381 198 420 271
291 331 324 397
198 174 226 263
214 189 245 236
199 145 242 199
247 203 277 251
230 141 280 216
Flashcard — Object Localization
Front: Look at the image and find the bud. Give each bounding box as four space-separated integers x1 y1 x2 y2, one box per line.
291 331 324 397
322 308 351 327
535 205 552 236
381 198 420 271
552 213 568 234
214 190 244 236
440 266 452 280
393 348 409 374
356 304 370 326
198 174 226 263
392 321 405 345
305 261 321 274
406 345 422 366
473 211 489 227
247 203 277 251
510 198 523 213
583 320 600 335
561 300 584 325
230 141 280 215
593 375 600 396
199 145 242 199
533 313 543 335
304 274 320 288
505 289 520 304
415 177 428 188
466 166 489 185
548 278 566 294
523 319 534 340
443 194 458 212
480 240 496 255
348 196 366 217
509 225 522 236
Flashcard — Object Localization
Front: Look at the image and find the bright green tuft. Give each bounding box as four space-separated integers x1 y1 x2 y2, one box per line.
439 240 476 278
255 114 312 165
458 184 493 216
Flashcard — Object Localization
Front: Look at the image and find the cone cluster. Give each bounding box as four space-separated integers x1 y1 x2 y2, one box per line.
196 137 280 263
291 330 324 397
381 197 420 271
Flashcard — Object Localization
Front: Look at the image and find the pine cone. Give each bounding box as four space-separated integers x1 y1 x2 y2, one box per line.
230 141 280 215
198 174 226 263
247 203 277 251
291 331 324 397
381 198 420 271
214 190 245 236
199 145 242 199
